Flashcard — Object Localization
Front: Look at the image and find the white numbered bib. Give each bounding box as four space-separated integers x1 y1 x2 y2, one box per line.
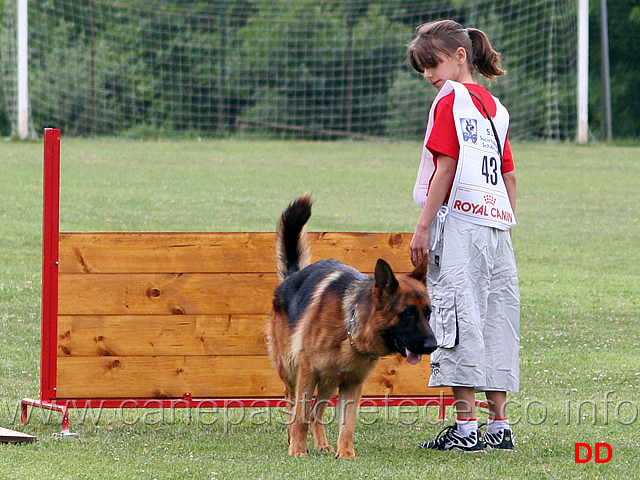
447 82 515 230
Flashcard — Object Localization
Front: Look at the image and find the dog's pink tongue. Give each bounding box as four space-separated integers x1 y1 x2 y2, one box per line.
405 349 422 365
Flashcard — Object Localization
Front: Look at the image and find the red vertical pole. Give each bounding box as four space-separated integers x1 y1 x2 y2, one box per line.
41 128 61 403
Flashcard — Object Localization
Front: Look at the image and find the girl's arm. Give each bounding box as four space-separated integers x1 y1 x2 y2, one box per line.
410 155 457 266
503 170 517 213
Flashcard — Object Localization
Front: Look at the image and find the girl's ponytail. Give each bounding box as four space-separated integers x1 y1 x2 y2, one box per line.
408 20 505 81
467 27 505 80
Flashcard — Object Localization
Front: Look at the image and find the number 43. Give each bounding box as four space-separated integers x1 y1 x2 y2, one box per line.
482 155 499 185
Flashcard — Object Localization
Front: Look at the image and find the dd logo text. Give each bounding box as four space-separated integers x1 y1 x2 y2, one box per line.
574 443 612 464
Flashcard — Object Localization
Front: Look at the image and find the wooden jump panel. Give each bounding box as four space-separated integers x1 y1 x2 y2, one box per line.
54 231 450 401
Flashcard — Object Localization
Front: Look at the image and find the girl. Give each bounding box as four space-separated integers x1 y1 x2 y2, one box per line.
407 20 520 451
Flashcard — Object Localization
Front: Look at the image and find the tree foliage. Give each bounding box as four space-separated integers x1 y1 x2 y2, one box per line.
589 0 640 138
2 0 635 139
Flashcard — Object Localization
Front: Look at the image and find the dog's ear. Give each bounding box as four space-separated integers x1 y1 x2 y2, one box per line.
374 258 399 298
408 253 428 284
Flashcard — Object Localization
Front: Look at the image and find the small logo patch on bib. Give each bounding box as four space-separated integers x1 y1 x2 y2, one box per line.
460 118 477 144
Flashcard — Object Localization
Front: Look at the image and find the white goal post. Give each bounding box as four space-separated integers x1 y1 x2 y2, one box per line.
16 0 29 139
576 0 589 144
1 0 582 141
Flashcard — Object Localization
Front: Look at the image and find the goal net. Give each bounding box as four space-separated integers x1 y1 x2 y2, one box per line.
0 0 577 141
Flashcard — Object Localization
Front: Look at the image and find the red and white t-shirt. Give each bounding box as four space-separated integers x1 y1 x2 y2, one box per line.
413 83 514 207
428 83 514 176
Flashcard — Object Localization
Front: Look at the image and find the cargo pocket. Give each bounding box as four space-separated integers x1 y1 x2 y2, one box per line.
430 289 459 349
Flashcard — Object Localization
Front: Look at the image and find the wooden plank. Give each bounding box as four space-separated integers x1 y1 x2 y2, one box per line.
58 273 278 315
56 355 446 399
58 232 414 274
0 427 37 443
53 231 447 405
58 315 269 357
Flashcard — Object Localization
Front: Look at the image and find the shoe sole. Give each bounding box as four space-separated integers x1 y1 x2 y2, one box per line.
451 446 487 453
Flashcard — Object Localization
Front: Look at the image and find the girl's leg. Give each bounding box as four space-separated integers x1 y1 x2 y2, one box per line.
485 390 507 419
453 386 477 420
453 386 478 437
484 390 515 449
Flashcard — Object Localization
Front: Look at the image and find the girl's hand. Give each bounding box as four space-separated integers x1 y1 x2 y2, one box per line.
410 155 456 267
410 228 430 267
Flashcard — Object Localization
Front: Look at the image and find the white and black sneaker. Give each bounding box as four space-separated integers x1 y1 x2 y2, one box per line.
483 428 515 450
419 424 485 452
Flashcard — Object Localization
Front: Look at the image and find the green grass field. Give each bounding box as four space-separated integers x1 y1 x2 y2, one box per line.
1 138 639 479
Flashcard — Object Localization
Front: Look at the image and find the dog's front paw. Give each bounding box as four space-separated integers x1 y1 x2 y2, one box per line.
288 444 309 457
317 445 335 453
335 448 358 459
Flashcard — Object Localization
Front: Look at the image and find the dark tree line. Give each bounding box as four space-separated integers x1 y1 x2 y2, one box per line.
0 0 637 140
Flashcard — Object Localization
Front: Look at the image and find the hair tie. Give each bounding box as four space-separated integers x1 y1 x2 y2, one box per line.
462 28 469 35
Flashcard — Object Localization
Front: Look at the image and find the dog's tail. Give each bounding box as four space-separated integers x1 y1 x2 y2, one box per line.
276 193 312 280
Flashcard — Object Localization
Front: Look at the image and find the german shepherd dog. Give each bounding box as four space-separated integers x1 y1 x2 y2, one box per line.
266 194 437 458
